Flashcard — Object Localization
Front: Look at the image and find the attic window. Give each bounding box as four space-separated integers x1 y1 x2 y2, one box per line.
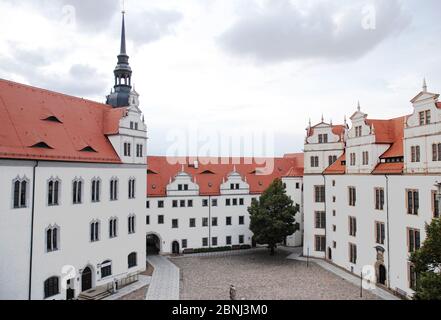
80 146 97 153
43 116 62 123
31 142 53 149
200 170 215 175
147 169 158 174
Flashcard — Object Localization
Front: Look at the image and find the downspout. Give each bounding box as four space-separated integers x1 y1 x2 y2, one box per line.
385 174 391 289
208 195 211 249
28 160 39 300
322 173 327 259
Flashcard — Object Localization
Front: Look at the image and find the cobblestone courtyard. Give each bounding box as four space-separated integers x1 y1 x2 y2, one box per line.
171 249 379 300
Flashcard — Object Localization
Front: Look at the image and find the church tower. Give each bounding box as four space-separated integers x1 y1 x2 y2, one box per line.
106 11 133 108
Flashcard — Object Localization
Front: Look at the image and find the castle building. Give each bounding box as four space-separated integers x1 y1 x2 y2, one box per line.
145 155 304 254
0 12 147 300
303 81 441 299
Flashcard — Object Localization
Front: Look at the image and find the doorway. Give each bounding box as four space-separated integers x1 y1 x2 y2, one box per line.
172 241 180 255
378 264 387 285
146 234 161 255
81 267 92 292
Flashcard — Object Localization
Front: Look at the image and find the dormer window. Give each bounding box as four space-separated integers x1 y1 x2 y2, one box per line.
355 126 362 137
419 110 431 125
318 134 328 144
31 142 53 149
43 116 62 123
80 146 97 153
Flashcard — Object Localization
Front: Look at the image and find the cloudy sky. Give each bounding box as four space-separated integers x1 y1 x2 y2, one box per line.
1 0 440 157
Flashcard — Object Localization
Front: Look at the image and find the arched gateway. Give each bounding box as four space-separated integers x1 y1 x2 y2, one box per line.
146 233 161 255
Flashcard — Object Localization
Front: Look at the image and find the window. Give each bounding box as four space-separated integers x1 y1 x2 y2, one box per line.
239 216 245 225
310 156 319 168
128 215 136 234
409 264 417 290
146 215 150 225
314 185 325 203
375 221 385 245
182 239 187 249
349 216 357 237
296 183 300 189
318 134 328 144
146 201 150 209
407 189 419 215
212 237 218 246
315 211 326 229
239 235 244 244
202 238 208 247
350 153 356 166
13 178 27 208
226 199 231 206
408 228 421 253
46 226 59 252
110 178 118 201
432 143 441 161
333 241 337 249
158 200 164 208
333 225 336 232
172 219 178 229
72 179 82 204
189 218 196 228
411 146 421 163
375 188 384 210
202 217 208 227
226 236 232 245
180 200 186 207
328 155 337 166
348 187 356 206
128 252 137 268
128 179 136 199
123 142 131 156
226 217 232 226
419 110 431 125
355 126 362 137
315 235 325 252
109 218 118 238
433 191 440 218
90 220 100 242
136 144 143 157
172 200 178 208
212 199 218 207
101 260 112 278
130 121 134 129
44 277 59 299
362 151 369 165
202 199 208 207
91 179 100 202
239 198 244 206
178 184 183 191
333 210 336 217
349 243 357 264
184 184 189 191
47 179 59 206
158 215 164 224
232 198 238 206
188 199 193 207
212 217 218 226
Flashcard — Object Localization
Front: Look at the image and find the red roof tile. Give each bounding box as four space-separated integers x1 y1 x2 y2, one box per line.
372 162 403 174
0 79 123 163
366 116 406 159
147 155 304 197
323 153 346 175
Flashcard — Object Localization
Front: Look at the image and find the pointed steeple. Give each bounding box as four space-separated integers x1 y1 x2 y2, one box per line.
106 11 133 108
357 101 361 112
423 78 428 93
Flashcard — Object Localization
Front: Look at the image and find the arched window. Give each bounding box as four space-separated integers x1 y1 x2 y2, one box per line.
13 178 27 208
101 260 112 278
91 178 101 202
72 179 83 204
128 215 136 234
48 179 60 206
44 276 59 298
128 252 137 268
110 178 118 201
90 220 100 242
109 218 118 238
128 178 136 199
46 226 59 252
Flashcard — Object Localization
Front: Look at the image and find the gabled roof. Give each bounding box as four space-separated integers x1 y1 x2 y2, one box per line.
0 79 124 163
306 123 346 141
147 155 304 197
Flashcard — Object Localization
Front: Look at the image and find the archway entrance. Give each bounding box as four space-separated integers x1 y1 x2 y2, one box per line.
146 234 161 255
172 241 180 255
378 264 387 285
81 267 92 292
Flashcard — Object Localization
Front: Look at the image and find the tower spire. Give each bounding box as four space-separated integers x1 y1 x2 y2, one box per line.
120 10 127 55
423 78 428 93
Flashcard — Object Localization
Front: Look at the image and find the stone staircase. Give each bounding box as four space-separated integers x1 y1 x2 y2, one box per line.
78 287 112 300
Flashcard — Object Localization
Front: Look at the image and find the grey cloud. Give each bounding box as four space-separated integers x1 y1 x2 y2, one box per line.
218 0 411 63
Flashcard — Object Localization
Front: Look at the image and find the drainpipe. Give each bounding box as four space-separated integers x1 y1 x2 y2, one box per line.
385 174 391 289
322 174 327 259
28 160 39 300
208 195 211 249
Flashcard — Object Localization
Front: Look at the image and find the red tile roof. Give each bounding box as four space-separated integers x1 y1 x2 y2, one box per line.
323 153 346 175
147 155 304 197
372 162 404 175
0 79 124 163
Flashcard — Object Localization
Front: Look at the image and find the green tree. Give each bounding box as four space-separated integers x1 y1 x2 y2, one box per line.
248 178 299 255
409 218 441 300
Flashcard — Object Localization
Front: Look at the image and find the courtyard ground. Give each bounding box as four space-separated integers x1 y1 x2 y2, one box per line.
170 249 379 300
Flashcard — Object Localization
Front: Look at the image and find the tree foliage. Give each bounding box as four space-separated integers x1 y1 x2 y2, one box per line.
248 178 299 255
409 218 441 300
